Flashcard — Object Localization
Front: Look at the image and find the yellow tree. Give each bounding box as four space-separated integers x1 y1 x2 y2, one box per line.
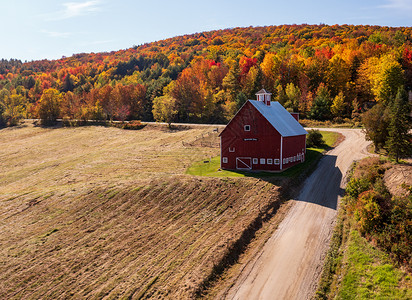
0 91 28 126
359 54 404 103
37 89 62 125
152 95 178 127
331 91 346 119
326 55 351 97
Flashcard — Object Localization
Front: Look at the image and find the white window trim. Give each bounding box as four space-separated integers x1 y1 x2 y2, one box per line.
222 157 228 163
267 158 273 165
260 158 265 164
229 147 235 152
244 125 251 131
274 159 280 165
253 158 258 164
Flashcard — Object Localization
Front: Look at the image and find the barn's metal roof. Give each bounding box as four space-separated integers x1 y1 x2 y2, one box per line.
249 100 308 137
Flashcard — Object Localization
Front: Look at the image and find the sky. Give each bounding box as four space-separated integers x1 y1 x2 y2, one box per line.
1 0 412 61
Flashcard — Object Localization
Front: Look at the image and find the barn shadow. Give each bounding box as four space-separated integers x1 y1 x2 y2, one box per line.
293 154 343 210
237 153 343 210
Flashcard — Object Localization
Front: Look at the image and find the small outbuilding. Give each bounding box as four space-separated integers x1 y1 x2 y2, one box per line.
219 89 307 172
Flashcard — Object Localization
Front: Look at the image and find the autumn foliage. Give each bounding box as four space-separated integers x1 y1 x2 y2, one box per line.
0 24 411 125
345 158 411 267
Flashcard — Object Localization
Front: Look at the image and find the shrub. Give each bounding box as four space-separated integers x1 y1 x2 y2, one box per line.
354 190 381 234
346 177 371 199
306 129 324 147
121 120 145 130
344 157 411 268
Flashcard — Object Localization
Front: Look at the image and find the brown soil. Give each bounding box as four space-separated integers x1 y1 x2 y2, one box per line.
384 164 412 197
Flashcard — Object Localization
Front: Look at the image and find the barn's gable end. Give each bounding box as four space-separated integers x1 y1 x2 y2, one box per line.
220 97 307 172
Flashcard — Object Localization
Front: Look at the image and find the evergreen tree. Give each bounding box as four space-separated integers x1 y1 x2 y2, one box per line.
386 87 412 162
235 92 247 109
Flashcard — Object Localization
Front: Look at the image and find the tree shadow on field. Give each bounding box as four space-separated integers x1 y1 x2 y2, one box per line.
294 154 343 210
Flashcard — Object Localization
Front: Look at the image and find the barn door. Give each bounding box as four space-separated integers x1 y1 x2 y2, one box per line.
236 157 252 170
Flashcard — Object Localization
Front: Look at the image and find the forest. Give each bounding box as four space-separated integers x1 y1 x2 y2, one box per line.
0 24 411 127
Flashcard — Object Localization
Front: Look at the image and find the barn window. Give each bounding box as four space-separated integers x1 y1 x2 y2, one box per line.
253 158 258 164
222 157 228 163
274 159 280 165
267 158 273 164
260 158 265 164
229 147 235 152
283 158 286 164
293 156 296 162
244 125 251 131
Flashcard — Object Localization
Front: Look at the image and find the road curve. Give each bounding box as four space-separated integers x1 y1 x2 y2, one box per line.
226 129 371 300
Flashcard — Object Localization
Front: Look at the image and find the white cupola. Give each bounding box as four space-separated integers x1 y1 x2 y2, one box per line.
256 89 272 106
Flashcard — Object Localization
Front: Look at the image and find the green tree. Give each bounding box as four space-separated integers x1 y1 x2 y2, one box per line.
37 89 62 126
309 83 332 120
386 87 412 162
362 103 390 152
152 95 178 127
308 96 331 120
222 62 240 100
235 92 248 110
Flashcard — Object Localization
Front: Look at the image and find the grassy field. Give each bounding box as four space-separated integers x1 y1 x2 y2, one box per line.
338 229 411 299
0 121 285 298
317 217 411 300
186 131 340 178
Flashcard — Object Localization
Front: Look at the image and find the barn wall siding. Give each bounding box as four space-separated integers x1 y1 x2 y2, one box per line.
281 135 306 169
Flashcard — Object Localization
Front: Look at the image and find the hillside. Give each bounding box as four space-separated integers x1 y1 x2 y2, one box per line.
1 24 411 126
0 123 286 298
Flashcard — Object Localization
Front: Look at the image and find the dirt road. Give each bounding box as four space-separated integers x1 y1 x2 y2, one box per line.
226 129 371 300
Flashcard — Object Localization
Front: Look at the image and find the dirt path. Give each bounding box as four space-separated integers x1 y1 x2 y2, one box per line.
226 129 371 300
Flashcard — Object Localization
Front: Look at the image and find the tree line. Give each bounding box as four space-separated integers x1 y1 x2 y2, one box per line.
0 24 411 155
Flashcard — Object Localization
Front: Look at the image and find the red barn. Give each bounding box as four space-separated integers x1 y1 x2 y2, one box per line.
219 89 307 172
